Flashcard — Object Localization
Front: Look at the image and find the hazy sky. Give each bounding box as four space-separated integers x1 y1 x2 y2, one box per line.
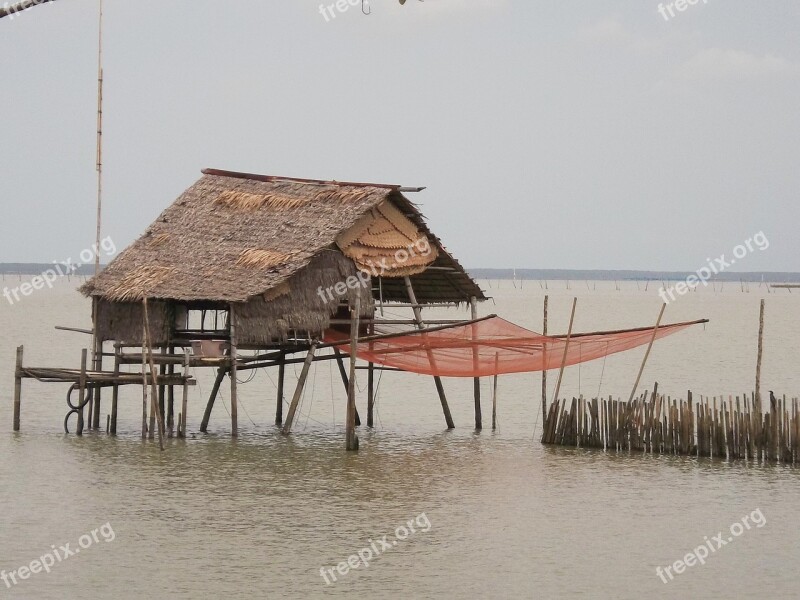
1 0 798 271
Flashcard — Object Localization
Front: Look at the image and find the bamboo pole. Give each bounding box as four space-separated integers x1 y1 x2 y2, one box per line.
628 303 666 403
755 299 765 406
346 295 361 451
492 352 499 430
180 353 189 438
551 298 577 405
229 304 238 438
471 296 482 430
541 295 548 426
110 343 120 435
143 299 165 451
275 353 285 426
13 345 23 432
281 344 318 435
141 328 147 439
77 348 87 436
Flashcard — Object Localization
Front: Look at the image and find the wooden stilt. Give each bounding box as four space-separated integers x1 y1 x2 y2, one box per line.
141 331 147 439
275 353 285 426
143 298 165 451
13 345 23 432
229 304 238 438
180 353 189 438
492 352 499 430
282 344 318 435
471 296 482 430
158 349 166 429
91 335 102 430
367 360 375 427
334 348 361 426
167 346 175 437
628 303 666 403
77 348 87 436
404 276 454 429
200 367 225 433
346 296 361 451
110 343 120 435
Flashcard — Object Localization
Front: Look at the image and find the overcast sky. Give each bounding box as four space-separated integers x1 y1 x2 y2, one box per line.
1 0 798 271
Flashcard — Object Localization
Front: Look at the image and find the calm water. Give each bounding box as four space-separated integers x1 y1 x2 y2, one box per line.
1 279 799 599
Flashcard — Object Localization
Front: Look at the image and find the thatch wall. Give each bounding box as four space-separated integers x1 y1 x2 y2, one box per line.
233 250 373 345
96 300 171 345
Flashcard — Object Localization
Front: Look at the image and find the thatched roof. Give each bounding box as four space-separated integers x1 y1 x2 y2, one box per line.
81 169 485 305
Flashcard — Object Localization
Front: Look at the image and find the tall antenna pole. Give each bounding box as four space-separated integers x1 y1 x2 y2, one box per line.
94 0 103 277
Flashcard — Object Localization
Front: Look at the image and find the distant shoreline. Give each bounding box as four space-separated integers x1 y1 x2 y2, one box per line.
1 264 798 283
467 268 800 283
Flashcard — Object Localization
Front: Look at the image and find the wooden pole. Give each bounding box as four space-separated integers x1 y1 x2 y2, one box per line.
755 299 765 407
77 348 87 436
200 367 225 433
180 353 189 438
167 347 175 437
281 344 318 435
471 296 482 430
346 296 361 451
229 304 238 438
91 324 102 430
404 276 455 429
13 345 23 432
628 303 666 403
141 327 147 439
552 298 577 405
110 343 120 435
275 353 285 426
143 298 165 451
542 295 548 421
334 348 362 426
492 352 499 430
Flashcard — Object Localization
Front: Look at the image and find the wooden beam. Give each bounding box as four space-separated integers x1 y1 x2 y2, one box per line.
281 344 318 435
179 353 189 438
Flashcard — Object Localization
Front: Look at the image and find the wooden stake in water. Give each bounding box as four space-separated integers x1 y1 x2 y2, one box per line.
628 303 666 403
755 299 765 406
552 298 577 405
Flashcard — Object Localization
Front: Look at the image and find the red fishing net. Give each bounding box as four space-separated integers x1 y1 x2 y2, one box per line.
325 316 702 378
